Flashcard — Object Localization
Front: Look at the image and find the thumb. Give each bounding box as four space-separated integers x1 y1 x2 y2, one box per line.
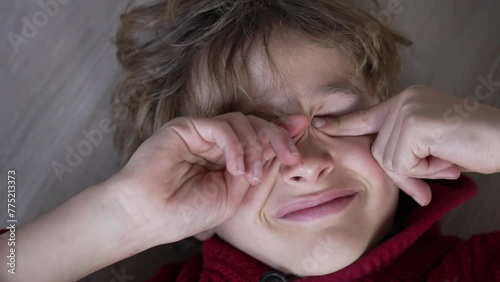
311 96 396 136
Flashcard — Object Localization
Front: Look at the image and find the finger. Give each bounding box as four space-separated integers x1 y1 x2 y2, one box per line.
393 135 461 177
381 109 406 172
457 166 472 173
189 118 245 177
270 132 302 165
273 115 309 136
247 116 275 161
222 170 251 219
249 116 302 166
173 171 251 236
419 165 461 179
387 170 432 206
202 170 251 229
389 120 434 175
219 113 264 185
311 96 397 136
385 124 461 179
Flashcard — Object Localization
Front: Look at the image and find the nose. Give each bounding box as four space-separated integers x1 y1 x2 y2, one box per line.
280 135 335 184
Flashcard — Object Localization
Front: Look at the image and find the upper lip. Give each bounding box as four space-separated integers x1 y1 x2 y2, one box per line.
274 188 358 218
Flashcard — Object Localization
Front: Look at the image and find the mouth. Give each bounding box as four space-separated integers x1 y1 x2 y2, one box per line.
275 189 357 222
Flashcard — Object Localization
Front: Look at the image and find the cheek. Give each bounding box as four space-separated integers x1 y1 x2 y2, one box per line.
218 159 282 235
337 135 384 177
335 135 397 203
343 136 399 218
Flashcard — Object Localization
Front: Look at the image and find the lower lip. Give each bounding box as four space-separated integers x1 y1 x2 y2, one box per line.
279 194 356 222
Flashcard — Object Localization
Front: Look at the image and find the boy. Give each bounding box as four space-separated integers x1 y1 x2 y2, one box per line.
1 0 499 281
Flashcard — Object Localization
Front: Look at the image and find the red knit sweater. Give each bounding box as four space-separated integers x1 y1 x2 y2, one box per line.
145 175 500 281
3 176 498 281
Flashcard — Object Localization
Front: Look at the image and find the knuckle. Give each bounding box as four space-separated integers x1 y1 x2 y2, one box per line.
402 85 424 99
257 127 274 142
371 145 384 164
228 111 247 120
244 139 263 156
168 116 191 127
416 136 435 154
214 120 231 130
399 101 419 115
382 154 392 170
228 139 244 154
165 117 194 134
246 114 258 121
393 159 407 174
210 118 231 130
213 120 237 139
400 103 423 126
404 113 421 128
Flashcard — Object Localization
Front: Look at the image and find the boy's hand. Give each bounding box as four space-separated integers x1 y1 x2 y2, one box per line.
311 85 500 206
113 113 308 245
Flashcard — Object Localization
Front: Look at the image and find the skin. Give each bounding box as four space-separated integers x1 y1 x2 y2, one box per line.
2 32 500 281
311 85 500 205
207 30 400 276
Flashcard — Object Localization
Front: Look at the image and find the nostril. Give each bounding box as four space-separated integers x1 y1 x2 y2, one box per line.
291 176 302 182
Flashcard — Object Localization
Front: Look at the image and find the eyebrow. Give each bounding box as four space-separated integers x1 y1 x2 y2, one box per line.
315 80 363 97
244 80 363 118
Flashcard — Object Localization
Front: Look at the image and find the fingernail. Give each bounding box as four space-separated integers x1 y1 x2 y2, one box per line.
237 157 245 174
288 140 301 156
311 118 325 128
265 152 276 161
443 172 460 180
415 196 427 206
253 162 263 182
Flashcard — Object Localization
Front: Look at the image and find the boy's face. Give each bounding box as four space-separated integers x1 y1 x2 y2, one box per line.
206 30 399 276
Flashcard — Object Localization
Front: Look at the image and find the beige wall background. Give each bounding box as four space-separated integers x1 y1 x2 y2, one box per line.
1 0 499 281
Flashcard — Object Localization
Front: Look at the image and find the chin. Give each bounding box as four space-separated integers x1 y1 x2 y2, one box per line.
283 243 367 277
290 256 360 277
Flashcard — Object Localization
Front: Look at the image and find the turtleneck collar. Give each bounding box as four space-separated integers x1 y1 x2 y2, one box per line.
195 175 477 281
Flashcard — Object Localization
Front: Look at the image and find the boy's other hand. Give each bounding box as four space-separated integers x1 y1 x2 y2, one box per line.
311 85 500 206
112 113 309 245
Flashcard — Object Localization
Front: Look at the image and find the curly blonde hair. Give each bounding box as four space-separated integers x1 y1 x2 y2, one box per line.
113 0 411 162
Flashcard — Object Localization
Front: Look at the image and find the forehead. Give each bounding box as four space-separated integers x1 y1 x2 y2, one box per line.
239 29 368 118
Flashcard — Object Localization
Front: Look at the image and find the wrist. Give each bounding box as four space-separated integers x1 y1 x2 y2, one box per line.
481 105 500 173
99 174 161 250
